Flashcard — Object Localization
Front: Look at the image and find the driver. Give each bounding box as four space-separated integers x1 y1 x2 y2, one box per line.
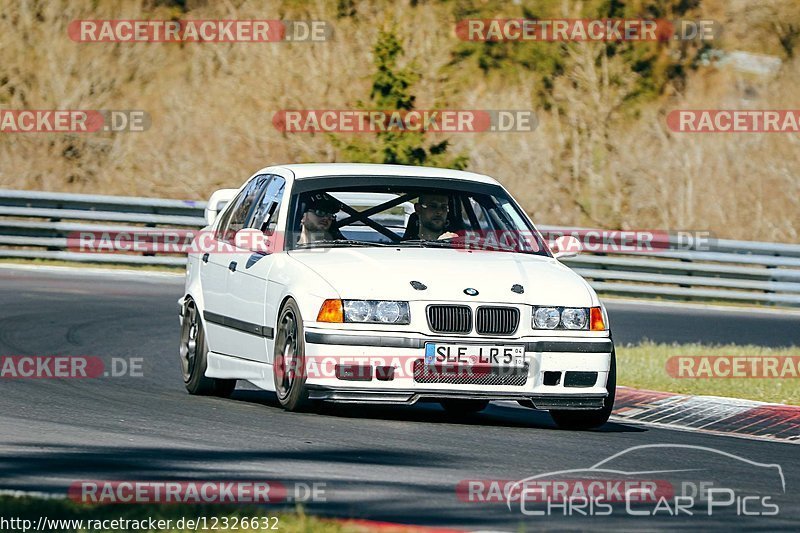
411 193 459 240
298 192 343 245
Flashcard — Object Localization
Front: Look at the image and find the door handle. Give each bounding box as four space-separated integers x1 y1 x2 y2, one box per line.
228 261 237 272
202 253 209 263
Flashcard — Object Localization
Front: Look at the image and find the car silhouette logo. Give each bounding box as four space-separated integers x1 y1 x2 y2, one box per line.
464 288 479 296
505 443 787 511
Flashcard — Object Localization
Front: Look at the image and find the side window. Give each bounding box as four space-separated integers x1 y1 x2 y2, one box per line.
248 175 286 233
459 196 492 231
217 175 269 243
214 202 236 241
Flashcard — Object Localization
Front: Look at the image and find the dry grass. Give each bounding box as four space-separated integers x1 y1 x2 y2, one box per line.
1 0 798 242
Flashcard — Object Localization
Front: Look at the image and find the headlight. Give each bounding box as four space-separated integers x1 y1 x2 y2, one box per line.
342 300 410 324
561 308 587 330
343 300 371 322
533 307 560 329
375 301 402 323
532 306 599 330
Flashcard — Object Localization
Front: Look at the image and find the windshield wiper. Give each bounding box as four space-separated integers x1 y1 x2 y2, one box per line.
296 239 387 248
397 238 540 254
395 239 457 248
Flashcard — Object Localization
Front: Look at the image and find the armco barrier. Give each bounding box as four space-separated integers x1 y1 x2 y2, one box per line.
1 188 799 307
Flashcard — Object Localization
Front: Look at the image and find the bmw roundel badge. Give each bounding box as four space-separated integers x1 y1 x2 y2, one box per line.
464 288 479 296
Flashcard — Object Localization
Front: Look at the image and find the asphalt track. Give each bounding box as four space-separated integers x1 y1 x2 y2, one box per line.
0 265 798 531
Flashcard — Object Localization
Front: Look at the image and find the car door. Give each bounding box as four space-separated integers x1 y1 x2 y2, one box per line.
200 175 269 356
221 175 287 362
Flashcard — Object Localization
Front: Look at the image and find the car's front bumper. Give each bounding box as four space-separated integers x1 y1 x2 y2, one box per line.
302 328 613 409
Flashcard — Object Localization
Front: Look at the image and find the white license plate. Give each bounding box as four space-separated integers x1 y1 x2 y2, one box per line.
424 344 526 367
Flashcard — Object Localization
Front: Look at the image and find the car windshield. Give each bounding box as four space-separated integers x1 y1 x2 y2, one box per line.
287 179 549 256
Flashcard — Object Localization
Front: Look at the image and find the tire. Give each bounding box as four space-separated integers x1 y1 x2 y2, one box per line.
439 399 490 415
550 349 616 430
180 300 236 398
273 298 312 412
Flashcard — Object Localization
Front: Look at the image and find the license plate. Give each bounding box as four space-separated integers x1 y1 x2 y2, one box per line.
424 343 526 367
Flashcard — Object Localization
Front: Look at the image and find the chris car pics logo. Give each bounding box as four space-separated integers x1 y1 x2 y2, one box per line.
499 444 784 517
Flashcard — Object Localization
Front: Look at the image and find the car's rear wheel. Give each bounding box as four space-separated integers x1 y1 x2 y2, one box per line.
549 349 616 430
273 298 312 411
180 299 236 397
439 399 490 415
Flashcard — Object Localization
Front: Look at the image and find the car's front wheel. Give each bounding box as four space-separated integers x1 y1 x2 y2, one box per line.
549 349 616 430
180 299 236 397
273 298 312 411
439 399 490 415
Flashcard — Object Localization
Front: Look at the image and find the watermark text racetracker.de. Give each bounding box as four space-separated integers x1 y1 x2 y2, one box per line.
67 229 281 255
667 110 800 133
68 19 332 42
0 110 149 133
0 356 143 379
69 480 326 504
432 229 713 254
667 355 800 378
456 18 722 42
273 110 537 133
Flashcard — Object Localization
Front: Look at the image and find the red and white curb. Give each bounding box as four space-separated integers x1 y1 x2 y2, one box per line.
612 387 800 443
333 518 467 532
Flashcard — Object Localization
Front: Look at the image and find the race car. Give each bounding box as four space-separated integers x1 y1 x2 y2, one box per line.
179 163 615 429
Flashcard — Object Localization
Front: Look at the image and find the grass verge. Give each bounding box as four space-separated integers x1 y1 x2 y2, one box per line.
0 258 184 273
617 342 800 405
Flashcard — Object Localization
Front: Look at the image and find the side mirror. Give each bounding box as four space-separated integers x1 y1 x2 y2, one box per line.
234 228 271 254
552 235 581 259
205 188 238 226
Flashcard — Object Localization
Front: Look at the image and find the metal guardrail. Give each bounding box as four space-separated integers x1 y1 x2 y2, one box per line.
1 188 799 307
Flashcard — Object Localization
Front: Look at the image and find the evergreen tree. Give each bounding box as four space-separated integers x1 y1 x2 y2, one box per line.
334 29 468 169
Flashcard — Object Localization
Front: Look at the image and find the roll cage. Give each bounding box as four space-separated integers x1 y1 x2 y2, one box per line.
285 176 550 256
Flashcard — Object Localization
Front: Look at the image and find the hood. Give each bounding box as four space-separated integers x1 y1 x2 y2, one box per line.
288 247 595 306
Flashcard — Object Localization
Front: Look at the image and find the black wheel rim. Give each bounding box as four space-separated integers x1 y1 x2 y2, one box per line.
275 310 299 400
179 305 198 382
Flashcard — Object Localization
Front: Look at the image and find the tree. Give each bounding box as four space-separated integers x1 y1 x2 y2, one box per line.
333 29 468 169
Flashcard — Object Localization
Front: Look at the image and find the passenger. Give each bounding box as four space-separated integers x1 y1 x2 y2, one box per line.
298 193 342 245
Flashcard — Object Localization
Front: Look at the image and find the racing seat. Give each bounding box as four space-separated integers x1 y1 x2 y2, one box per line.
401 213 419 240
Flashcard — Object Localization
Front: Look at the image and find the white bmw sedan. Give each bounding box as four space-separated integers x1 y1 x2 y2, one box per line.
179 163 615 429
